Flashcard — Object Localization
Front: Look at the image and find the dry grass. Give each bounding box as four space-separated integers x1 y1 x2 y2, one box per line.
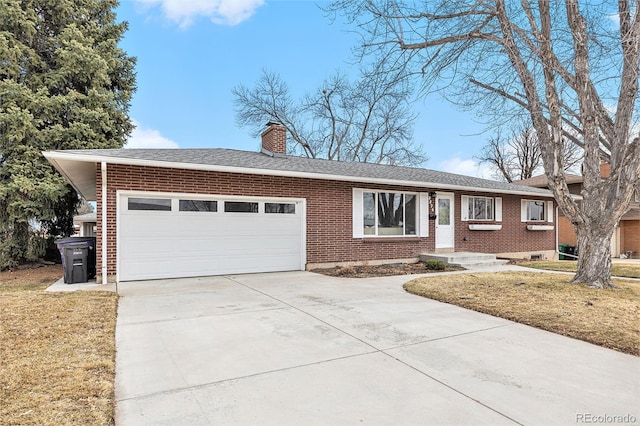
0 265 118 425
518 260 640 278
404 271 640 356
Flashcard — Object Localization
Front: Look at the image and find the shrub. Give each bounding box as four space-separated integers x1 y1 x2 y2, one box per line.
424 260 446 270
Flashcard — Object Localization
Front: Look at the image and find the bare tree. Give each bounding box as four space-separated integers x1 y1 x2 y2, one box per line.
233 65 427 166
329 0 640 288
477 122 582 182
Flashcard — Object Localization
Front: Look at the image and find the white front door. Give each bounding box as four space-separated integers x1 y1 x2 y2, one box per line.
435 193 455 250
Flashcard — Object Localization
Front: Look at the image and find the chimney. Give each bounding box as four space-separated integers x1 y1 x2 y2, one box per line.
600 161 611 178
261 121 286 156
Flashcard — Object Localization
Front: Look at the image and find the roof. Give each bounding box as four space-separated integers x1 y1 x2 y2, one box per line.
514 173 583 188
43 148 554 201
73 212 97 223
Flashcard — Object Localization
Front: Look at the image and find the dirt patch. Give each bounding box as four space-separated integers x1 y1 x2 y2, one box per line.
0 264 63 292
312 262 464 278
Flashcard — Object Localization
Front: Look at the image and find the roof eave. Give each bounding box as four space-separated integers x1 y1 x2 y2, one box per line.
42 151 555 199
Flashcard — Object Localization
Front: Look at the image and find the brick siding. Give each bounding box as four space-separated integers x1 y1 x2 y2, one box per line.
96 164 556 276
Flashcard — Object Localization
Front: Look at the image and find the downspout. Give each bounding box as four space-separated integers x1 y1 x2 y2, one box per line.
555 205 559 261
101 162 108 285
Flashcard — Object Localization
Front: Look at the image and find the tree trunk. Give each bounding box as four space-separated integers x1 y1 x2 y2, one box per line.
572 223 615 289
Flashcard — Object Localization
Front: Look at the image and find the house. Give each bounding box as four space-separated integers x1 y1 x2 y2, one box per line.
515 164 640 259
73 212 97 237
44 122 558 284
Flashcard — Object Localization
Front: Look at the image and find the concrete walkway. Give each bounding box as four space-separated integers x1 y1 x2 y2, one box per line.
114 270 640 425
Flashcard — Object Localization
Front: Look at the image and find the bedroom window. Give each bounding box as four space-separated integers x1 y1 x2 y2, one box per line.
468 196 494 220
526 201 545 221
461 195 502 222
521 200 553 222
363 191 417 236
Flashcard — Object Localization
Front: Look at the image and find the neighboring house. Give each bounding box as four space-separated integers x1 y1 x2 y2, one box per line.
73 212 97 237
515 164 640 259
44 123 558 284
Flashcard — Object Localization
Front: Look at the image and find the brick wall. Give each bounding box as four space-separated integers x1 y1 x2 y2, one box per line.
261 124 287 155
558 215 577 245
620 219 640 257
96 164 556 276
454 192 556 254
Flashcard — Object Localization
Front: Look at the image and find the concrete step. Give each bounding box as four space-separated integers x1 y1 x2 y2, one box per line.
419 252 509 269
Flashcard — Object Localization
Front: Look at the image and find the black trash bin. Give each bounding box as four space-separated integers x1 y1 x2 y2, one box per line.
56 237 96 279
63 242 89 284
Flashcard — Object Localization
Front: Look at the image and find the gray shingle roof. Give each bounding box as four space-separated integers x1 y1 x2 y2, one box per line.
50 148 553 196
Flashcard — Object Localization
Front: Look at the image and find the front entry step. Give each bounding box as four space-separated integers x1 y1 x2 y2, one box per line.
420 252 509 269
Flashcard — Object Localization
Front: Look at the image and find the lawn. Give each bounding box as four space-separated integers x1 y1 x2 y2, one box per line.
0 265 118 425
404 271 640 356
518 260 640 278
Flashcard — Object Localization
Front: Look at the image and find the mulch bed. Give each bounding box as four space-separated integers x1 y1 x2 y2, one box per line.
312 262 464 278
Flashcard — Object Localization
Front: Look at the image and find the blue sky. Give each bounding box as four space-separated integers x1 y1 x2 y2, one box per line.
117 0 492 177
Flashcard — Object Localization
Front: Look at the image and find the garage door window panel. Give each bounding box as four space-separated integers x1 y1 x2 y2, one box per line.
265 203 296 214
128 198 172 211
224 201 259 213
179 200 218 212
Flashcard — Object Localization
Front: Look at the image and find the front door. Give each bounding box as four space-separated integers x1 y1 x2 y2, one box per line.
435 193 455 250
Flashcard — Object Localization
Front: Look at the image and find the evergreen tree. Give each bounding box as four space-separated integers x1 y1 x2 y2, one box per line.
0 0 136 268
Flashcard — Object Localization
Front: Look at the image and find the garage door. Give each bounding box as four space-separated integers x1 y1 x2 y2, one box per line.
118 193 305 281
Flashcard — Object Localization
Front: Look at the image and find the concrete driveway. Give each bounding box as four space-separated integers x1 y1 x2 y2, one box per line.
115 271 639 425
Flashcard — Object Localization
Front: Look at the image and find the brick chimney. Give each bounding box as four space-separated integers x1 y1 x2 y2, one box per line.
261 121 286 156
600 161 611 178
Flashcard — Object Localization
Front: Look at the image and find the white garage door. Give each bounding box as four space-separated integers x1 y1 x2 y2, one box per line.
118 193 305 281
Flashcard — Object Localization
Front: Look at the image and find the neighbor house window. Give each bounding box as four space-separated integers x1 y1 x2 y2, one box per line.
461 195 502 221
128 197 171 211
362 191 417 236
521 200 553 222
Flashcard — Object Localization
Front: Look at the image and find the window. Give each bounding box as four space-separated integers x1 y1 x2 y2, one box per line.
265 203 296 214
527 201 545 221
362 191 417 236
128 198 171 211
461 196 502 221
521 200 553 222
224 201 258 213
468 197 494 220
179 200 217 212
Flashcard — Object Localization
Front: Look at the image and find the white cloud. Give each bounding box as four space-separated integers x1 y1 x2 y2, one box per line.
125 121 179 148
134 0 265 27
438 157 492 179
